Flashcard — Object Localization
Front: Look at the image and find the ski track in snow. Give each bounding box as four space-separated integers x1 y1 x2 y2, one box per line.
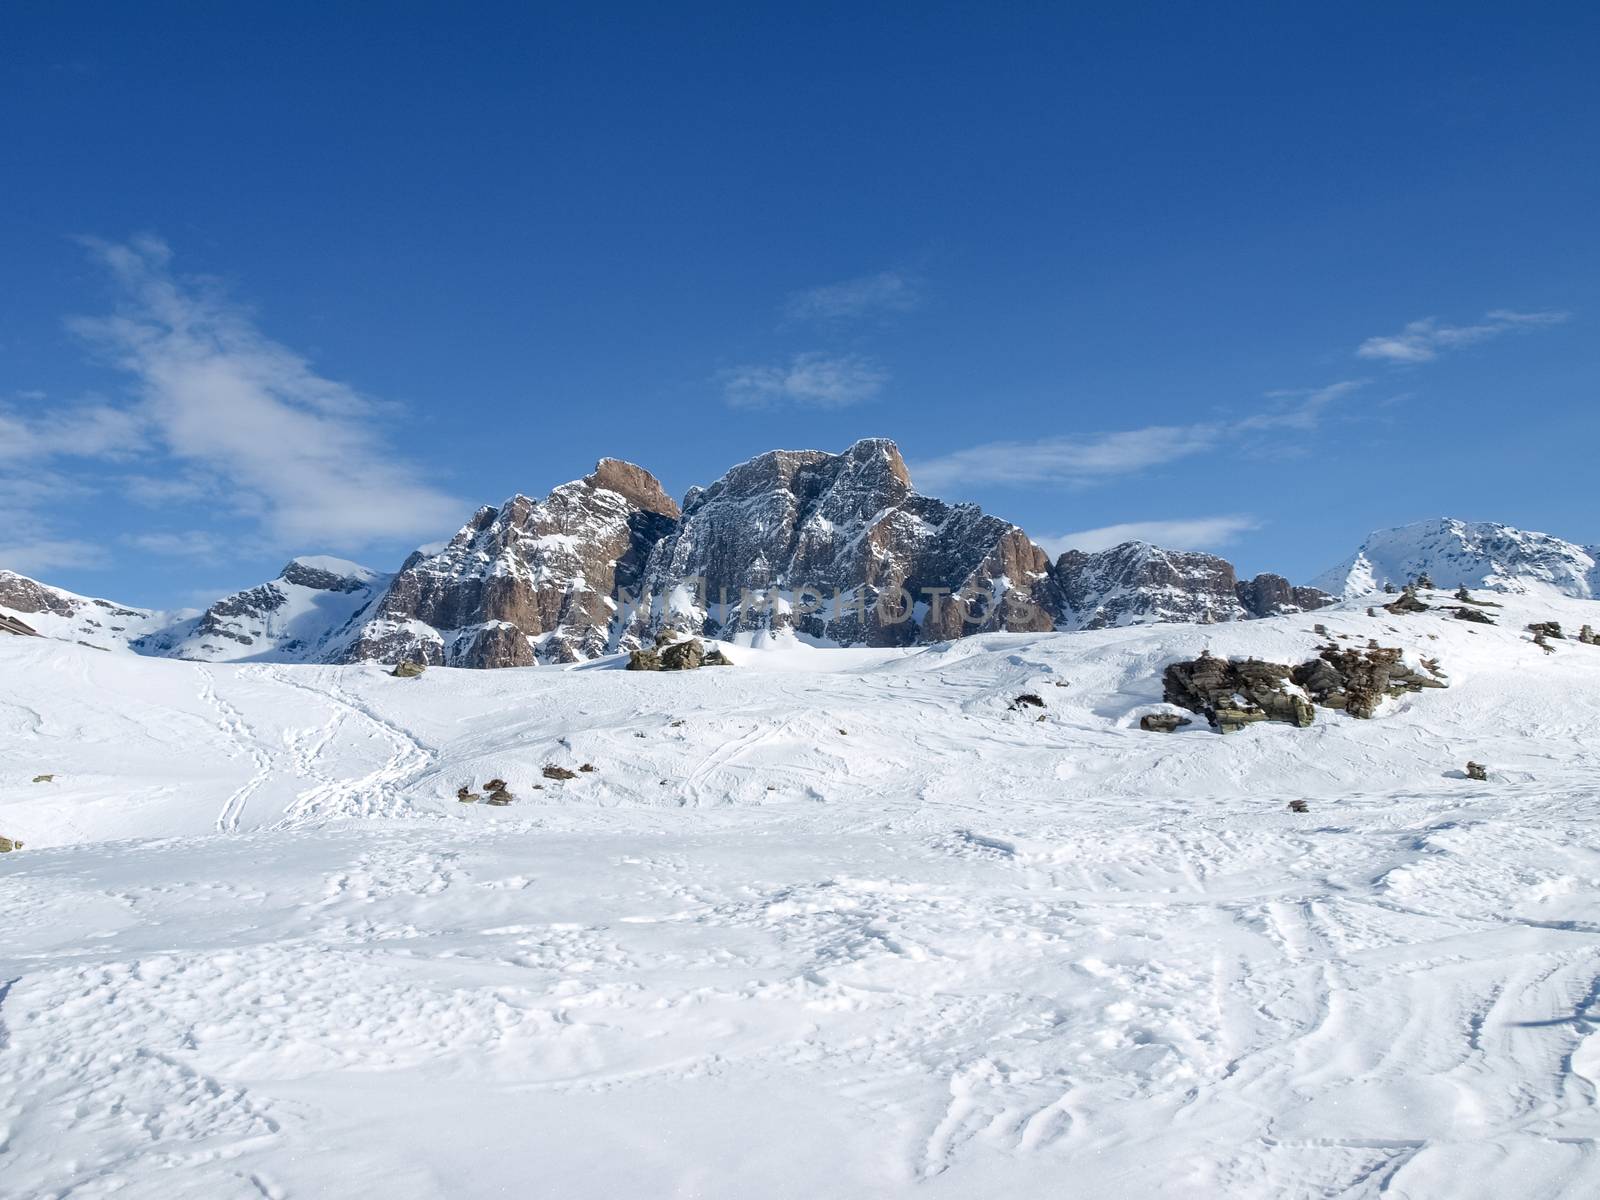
4 589 1600 1197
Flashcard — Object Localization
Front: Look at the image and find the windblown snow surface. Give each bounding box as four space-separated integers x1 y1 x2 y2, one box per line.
4 590 1600 1199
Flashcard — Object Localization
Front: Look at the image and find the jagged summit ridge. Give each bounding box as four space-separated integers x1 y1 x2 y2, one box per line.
627 437 1053 647
28 443 1580 670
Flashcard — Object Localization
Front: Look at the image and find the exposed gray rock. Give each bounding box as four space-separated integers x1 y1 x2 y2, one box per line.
1384 588 1430 615
1139 712 1192 733
1163 652 1315 733
1291 643 1445 719
0 612 39 637
1165 642 1445 731
1235 572 1335 619
660 639 705 671
0 570 168 650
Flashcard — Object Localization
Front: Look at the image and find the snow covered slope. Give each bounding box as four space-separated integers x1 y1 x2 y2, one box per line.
0 568 174 650
5 587 1600 1197
135 556 389 663
1315 517 1600 598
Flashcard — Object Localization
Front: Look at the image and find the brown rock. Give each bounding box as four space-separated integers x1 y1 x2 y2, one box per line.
1139 713 1192 733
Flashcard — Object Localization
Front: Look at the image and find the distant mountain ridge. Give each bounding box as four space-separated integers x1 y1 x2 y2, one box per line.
7 442 1592 668
134 557 391 663
1311 518 1600 599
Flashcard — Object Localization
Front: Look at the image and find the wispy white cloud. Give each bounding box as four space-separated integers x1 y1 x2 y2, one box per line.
911 374 1369 492
66 236 464 548
1037 515 1261 558
784 270 922 323
721 351 888 409
1238 379 1366 431
1356 309 1569 364
123 530 226 558
0 462 105 575
0 400 147 462
0 537 107 575
909 424 1219 492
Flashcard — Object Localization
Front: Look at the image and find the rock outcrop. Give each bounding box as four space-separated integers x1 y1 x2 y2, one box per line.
1163 653 1315 732
0 611 39 637
1234 572 1335 619
1290 643 1446 718
336 459 680 668
1164 643 1447 731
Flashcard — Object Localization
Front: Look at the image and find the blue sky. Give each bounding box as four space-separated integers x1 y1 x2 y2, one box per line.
3 3 1596 610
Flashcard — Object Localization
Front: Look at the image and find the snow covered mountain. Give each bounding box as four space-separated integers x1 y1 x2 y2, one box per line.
1053 542 1331 630
4 440 1373 667
0 569 173 651
133 557 390 663
1313 518 1600 598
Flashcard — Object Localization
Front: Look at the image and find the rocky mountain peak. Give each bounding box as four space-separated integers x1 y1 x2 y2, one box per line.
585 458 680 518
133 557 389 663
628 438 1055 646
280 556 382 594
334 463 681 668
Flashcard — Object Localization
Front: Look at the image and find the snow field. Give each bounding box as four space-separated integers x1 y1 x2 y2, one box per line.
3 590 1600 1197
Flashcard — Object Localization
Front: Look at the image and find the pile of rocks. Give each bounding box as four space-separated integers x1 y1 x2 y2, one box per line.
1161 642 1447 733
626 637 733 671
457 777 515 804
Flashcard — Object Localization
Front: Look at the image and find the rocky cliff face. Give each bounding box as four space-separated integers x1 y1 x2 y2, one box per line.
1051 544 1330 629
134 557 389 662
335 459 680 668
623 439 1058 646
1053 543 1248 629
1234 572 1335 619
1313 518 1600 599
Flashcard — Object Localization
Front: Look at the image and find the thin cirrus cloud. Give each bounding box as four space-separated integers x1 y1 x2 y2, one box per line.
909 424 1221 492
64 236 465 549
909 378 1369 492
1036 515 1262 558
1356 309 1569 364
122 530 227 559
721 351 889 409
783 270 922 323
0 537 106 575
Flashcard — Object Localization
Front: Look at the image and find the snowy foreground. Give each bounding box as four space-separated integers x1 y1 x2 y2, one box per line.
5 593 1600 1199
